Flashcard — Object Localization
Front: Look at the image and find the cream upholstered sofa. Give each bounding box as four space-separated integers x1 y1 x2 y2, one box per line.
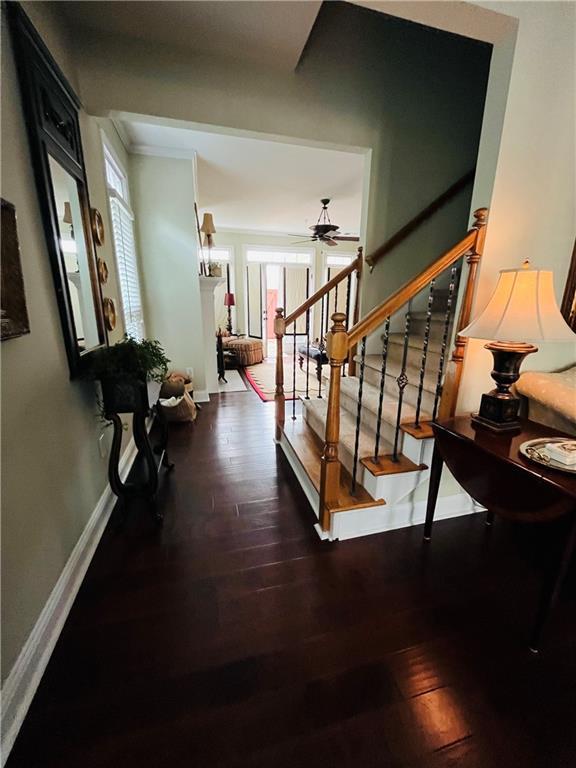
515 365 576 435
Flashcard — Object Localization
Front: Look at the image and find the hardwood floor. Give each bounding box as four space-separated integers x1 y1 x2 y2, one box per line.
8 390 576 768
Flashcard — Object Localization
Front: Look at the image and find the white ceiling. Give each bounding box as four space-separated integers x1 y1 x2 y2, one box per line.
59 1 322 72
121 120 365 236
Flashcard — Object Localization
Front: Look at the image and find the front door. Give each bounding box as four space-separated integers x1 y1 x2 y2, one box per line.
246 262 311 357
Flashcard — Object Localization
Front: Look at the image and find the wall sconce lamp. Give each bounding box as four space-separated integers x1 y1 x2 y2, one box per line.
460 260 575 432
199 212 216 276
63 201 74 239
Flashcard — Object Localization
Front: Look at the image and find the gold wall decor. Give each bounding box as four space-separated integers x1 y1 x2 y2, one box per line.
97 257 109 285
91 208 105 246
102 297 117 331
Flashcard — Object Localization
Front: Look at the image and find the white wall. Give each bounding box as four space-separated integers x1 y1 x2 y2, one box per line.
130 155 207 394
459 1 576 412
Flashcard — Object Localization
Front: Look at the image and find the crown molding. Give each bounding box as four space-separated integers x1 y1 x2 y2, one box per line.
130 143 197 160
217 226 309 238
111 119 132 151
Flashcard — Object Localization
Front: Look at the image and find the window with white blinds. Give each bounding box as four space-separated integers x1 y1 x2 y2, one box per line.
104 147 145 340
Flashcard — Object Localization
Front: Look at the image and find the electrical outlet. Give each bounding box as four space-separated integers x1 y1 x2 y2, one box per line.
98 432 108 460
185 367 194 380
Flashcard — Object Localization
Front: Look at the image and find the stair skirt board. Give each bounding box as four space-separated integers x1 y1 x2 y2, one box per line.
276 430 320 519
277 426 484 543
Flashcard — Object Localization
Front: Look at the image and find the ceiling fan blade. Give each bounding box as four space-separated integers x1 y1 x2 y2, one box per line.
290 238 315 245
333 235 360 242
323 237 339 247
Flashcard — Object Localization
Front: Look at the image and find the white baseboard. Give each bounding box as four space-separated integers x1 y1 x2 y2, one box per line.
0 437 139 766
194 389 210 403
330 492 484 541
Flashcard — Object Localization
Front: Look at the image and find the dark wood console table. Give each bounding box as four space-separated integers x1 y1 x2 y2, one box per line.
425 417 576 651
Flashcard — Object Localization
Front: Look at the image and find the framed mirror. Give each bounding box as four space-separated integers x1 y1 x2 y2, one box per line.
8 3 106 377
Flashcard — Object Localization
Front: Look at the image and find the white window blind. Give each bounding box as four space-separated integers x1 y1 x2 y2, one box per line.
109 192 144 340
103 145 145 341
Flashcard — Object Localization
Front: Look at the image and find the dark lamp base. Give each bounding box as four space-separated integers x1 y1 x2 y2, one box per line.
471 340 538 433
471 411 521 433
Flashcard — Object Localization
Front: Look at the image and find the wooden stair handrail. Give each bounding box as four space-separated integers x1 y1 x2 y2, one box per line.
347 210 487 348
284 248 362 327
365 169 476 271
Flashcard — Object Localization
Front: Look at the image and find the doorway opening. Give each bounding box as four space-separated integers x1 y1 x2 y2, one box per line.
246 248 314 358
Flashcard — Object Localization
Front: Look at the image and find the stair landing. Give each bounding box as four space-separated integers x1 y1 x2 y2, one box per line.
280 418 385 514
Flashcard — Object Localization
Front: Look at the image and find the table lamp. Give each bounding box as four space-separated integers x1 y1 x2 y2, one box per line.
224 292 235 334
459 260 575 432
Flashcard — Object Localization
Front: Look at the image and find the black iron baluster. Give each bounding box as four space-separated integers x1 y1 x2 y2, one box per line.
325 289 330 338
432 266 458 421
305 307 310 399
318 295 325 398
414 280 436 428
345 273 352 329
351 336 367 495
373 317 391 462
292 322 297 420
392 302 412 463
334 280 339 314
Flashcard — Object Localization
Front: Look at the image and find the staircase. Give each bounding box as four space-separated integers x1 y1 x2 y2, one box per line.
274 207 488 540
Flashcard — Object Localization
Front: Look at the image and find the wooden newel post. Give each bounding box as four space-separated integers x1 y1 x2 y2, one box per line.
347 247 363 377
274 307 286 440
439 207 488 419
319 312 348 531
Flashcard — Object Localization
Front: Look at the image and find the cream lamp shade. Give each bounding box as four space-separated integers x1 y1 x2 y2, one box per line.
460 262 575 343
200 213 216 235
63 201 73 224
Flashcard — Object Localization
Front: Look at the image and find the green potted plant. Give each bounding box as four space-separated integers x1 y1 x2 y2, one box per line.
87 336 170 417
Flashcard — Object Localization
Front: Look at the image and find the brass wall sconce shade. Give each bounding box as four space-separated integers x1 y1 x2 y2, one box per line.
460 261 575 432
63 201 72 224
63 201 74 239
200 212 216 248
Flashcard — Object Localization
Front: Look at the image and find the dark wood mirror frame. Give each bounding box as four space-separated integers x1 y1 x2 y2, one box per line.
560 238 576 333
7 2 107 378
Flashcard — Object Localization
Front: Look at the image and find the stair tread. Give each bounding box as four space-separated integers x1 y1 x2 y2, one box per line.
282 419 385 513
387 332 445 354
410 310 451 321
336 376 432 426
304 396 395 459
358 355 440 394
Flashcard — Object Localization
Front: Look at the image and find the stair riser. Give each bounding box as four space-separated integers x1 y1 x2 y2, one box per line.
337 390 399 448
304 407 364 478
386 341 442 373
407 318 452 338
320 373 432 433
361 366 437 414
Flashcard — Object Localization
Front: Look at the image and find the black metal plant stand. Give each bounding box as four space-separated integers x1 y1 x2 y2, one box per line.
104 380 174 523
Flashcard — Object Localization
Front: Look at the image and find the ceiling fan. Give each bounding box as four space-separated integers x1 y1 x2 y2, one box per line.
291 199 360 247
